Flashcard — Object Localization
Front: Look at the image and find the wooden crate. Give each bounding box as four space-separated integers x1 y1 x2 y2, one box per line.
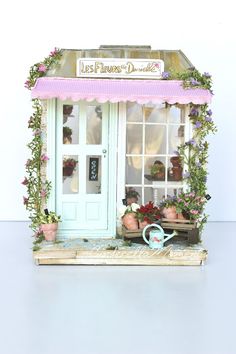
161 219 200 244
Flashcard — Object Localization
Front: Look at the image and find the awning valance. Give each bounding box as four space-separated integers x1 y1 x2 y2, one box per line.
31 77 212 104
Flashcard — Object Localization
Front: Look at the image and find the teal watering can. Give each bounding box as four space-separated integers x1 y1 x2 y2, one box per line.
142 224 178 249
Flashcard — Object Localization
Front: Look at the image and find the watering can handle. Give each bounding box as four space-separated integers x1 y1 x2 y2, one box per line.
142 223 164 245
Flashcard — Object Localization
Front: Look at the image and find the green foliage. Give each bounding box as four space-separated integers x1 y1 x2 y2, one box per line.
38 211 61 224
122 240 132 247
24 48 63 90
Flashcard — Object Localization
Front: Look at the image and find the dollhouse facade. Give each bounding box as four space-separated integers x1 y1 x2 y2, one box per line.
31 45 212 239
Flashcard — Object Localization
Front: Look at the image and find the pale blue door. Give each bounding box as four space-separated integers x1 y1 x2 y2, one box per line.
56 101 109 234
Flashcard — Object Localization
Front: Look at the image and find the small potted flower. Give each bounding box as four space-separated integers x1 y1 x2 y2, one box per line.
39 210 61 242
136 201 161 229
121 203 140 230
159 195 177 219
63 158 78 177
175 191 206 221
150 160 165 180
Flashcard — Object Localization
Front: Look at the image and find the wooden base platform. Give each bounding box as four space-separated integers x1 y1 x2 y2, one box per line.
33 239 208 266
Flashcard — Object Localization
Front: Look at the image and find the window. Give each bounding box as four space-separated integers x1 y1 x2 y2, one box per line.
125 102 187 205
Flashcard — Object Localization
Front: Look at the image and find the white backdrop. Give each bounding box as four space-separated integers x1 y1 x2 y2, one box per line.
0 0 235 221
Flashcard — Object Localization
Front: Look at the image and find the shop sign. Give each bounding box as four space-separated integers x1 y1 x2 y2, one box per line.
77 58 164 79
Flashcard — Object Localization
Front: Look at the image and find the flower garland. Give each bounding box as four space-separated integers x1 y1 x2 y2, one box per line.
23 48 63 244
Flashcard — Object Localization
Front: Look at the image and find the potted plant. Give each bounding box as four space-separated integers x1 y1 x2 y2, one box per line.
121 203 140 230
150 160 165 180
63 126 72 144
63 158 78 177
159 196 178 219
175 191 206 221
136 201 161 229
39 210 61 242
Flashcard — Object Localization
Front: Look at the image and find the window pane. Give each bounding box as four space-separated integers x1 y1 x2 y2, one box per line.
167 188 183 198
127 102 143 122
145 125 166 154
144 187 165 206
168 105 185 124
126 156 142 184
126 124 143 154
62 155 79 194
144 156 166 184
86 155 102 194
168 124 185 154
86 105 102 144
63 105 79 144
144 104 166 123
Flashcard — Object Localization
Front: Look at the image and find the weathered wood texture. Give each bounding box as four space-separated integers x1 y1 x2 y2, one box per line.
33 239 207 266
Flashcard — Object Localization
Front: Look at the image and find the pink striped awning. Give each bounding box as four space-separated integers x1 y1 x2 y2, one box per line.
32 77 212 104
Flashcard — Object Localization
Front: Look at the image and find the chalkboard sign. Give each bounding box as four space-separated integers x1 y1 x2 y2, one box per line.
89 157 99 181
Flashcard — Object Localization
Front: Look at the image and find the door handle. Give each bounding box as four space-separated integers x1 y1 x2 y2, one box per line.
102 149 107 157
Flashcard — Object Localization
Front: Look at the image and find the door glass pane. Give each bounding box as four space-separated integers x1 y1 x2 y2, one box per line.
86 105 102 144
144 156 166 184
126 124 143 154
126 156 142 184
62 155 79 194
63 105 79 144
127 102 143 122
145 125 166 154
144 104 166 123
86 155 101 194
168 124 185 154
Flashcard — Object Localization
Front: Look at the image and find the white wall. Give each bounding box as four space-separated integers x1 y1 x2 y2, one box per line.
0 0 235 221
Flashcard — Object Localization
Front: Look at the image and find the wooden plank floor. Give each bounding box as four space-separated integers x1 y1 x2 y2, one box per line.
33 238 208 266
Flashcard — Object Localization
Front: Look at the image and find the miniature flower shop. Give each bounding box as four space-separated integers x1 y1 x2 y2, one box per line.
24 45 216 265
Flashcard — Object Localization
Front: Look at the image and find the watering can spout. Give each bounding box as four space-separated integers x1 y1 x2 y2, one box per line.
163 230 178 244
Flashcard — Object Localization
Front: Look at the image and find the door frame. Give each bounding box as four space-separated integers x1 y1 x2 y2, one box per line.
46 99 118 238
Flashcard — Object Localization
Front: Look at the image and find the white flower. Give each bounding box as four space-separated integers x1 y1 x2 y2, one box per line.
130 203 140 212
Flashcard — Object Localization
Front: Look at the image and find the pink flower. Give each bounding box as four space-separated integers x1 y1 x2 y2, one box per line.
25 159 32 167
21 177 28 185
35 228 43 237
41 154 49 161
40 189 47 198
23 196 29 205
38 64 47 72
49 47 58 57
190 210 199 215
24 80 30 89
33 128 41 136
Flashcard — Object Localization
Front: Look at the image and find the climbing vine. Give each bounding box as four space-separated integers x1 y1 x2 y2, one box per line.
23 48 62 244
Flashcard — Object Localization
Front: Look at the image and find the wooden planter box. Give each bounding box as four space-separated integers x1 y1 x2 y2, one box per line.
122 219 200 244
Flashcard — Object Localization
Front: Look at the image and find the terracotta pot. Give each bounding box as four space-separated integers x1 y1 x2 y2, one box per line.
162 206 177 220
177 212 190 220
139 220 149 229
41 223 58 242
63 166 74 177
177 212 186 220
122 213 139 230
